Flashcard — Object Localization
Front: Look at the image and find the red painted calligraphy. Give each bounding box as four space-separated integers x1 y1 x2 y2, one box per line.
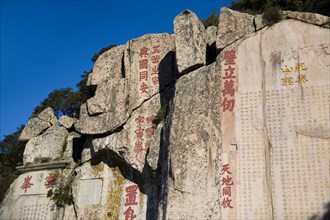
145 127 154 137
124 185 139 220
135 128 144 139
44 173 56 189
134 141 143 153
140 82 148 93
222 186 232 197
152 45 160 54
221 164 232 175
221 49 237 112
139 59 148 69
221 175 234 186
124 207 136 220
151 66 158 75
220 197 233 209
146 115 155 124
124 185 138 206
151 55 160 64
135 115 144 127
139 46 149 58
224 50 236 65
221 97 235 112
139 71 148 81
21 175 34 193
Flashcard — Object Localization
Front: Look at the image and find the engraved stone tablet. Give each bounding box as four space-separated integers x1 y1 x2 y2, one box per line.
79 179 103 205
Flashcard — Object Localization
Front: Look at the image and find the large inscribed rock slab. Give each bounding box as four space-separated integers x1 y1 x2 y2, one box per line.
217 20 329 220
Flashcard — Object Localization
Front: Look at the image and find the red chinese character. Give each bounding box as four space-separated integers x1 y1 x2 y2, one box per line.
221 164 232 175
139 71 148 81
222 186 232 196
221 97 235 112
140 82 148 93
220 197 233 209
145 141 150 150
44 173 56 189
152 45 160 54
151 66 158 75
135 128 144 138
223 66 236 79
145 127 154 136
221 175 233 186
124 207 136 220
222 79 235 97
151 55 160 64
224 50 236 65
139 59 148 69
21 175 34 193
134 141 143 153
152 76 159 86
125 185 138 206
135 115 144 127
146 115 156 124
139 46 149 58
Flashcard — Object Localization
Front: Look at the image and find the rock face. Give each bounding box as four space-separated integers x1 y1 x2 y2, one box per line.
23 126 68 164
174 10 206 73
2 8 330 220
216 7 254 49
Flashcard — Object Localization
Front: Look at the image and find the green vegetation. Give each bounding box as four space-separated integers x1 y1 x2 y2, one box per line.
154 103 168 124
0 125 25 202
47 171 74 208
202 12 219 28
230 0 330 16
91 44 117 63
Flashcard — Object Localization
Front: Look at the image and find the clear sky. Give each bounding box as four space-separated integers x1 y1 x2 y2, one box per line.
0 0 231 140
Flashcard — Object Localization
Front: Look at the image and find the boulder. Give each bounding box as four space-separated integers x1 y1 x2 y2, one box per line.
19 118 50 141
282 10 330 26
89 45 125 86
216 7 254 49
58 115 77 129
174 10 206 73
37 107 58 125
23 126 68 164
205 25 217 46
164 64 222 219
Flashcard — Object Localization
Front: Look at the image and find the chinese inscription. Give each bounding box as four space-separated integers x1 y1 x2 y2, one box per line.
138 45 161 95
221 50 237 112
123 185 139 220
20 175 34 193
281 63 308 86
220 163 234 209
134 114 155 154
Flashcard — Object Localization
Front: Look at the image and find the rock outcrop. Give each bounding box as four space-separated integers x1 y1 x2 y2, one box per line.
1 7 329 220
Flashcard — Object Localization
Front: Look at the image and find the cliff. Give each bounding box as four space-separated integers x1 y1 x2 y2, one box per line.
1 8 329 220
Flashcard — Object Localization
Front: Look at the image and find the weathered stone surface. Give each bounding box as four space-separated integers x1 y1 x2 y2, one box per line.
58 115 76 129
86 92 164 173
75 79 128 135
174 10 206 73
89 45 125 86
19 118 51 141
163 64 222 219
282 10 330 26
216 20 329 220
125 33 176 113
216 7 254 49
71 161 153 220
37 107 58 125
76 33 176 135
63 132 81 161
205 25 217 45
0 170 73 220
23 126 68 164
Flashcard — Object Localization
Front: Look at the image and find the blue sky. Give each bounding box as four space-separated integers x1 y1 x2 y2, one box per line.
0 0 231 140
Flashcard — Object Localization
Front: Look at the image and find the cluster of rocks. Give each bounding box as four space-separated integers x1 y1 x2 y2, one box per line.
1 8 329 220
